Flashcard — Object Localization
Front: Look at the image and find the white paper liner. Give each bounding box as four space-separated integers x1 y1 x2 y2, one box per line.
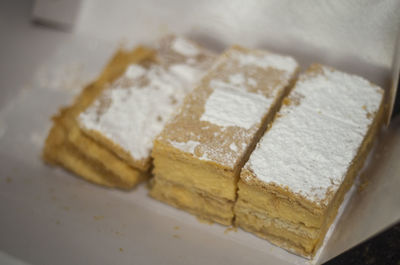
0 31 399 265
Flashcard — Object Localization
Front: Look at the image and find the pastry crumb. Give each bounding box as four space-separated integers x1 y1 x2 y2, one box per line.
196 217 214 225
358 180 369 192
93 215 104 221
283 97 291 106
224 226 238 234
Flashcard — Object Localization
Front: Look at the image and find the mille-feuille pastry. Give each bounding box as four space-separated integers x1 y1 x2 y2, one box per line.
43 46 154 188
235 64 385 257
43 36 215 189
150 46 299 225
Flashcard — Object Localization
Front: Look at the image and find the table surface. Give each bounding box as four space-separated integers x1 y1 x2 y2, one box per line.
325 222 400 265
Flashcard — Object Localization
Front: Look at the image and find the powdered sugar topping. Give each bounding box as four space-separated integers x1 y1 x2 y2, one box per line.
172 37 200 57
200 80 271 129
233 51 298 74
245 65 383 205
79 66 195 160
163 46 298 168
169 140 200 154
169 64 202 84
229 142 238 152
229 73 245 86
248 78 257 87
294 67 383 130
125 64 146 79
79 37 214 162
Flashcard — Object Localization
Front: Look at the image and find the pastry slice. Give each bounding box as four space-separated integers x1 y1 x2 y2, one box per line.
235 64 385 257
43 46 154 188
150 46 299 225
44 36 215 189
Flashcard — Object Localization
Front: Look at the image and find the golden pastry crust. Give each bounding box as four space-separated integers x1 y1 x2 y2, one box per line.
151 45 299 225
156 46 299 171
235 64 386 257
79 126 152 172
77 36 216 172
68 125 144 186
150 178 233 225
43 46 154 189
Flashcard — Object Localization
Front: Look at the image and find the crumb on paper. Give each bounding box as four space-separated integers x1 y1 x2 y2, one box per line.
173 234 180 239
5 177 12 183
93 215 104 221
358 180 369 192
56 220 61 225
196 216 214 225
283 97 291 106
173 226 180 230
119 248 124 252
224 226 238 234
269 245 275 253
358 171 370 193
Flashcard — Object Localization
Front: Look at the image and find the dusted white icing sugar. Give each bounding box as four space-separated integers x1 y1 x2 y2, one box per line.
229 142 238 152
125 64 146 79
247 107 363 203
294 67 383 130
245 66 383 205
79 66 196 160
248 77 257 87
233 51 298 74
165 46 299 168
169 64 202 83
169 140 200 154
200 80 271 129
172 37 200 57
79 37 213 162
229 73 245 86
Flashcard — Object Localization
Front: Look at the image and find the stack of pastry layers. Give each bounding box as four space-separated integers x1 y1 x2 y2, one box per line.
43 36 385 258
150 46 299 225
236 64 384 256
43 35 215 189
